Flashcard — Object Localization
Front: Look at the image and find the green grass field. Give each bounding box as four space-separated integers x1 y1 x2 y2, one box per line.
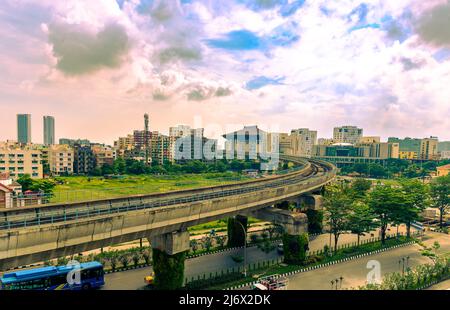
50 173 249 203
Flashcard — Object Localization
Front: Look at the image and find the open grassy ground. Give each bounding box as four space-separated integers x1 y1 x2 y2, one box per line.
50 173 249 203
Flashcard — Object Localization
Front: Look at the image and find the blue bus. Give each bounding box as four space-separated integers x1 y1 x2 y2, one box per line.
0 261 105 290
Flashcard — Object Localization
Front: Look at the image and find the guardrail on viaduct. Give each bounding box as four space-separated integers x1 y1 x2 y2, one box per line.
0 157 336 270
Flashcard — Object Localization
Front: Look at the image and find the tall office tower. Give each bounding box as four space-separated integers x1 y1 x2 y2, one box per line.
333 126 363 144
17 114 31 144
43 116 55 145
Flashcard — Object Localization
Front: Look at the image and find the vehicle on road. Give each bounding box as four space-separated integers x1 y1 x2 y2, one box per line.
252 275 288 290
144 272 154 286
0 261 105 290
277 243 284 255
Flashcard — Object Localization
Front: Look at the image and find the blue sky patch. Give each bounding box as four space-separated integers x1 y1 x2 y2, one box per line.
433 49 450 63
348 3 369 24
245 76 285 90
279 0 305 17
349 23 380 33
136 0 154 15
240 0 288 11
206 30 262 50
380 14 412 43
266 22 300 47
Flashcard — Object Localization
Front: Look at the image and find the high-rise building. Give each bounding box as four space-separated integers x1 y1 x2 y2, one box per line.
333 126 363 144
43 116 55 145
17 114 31 144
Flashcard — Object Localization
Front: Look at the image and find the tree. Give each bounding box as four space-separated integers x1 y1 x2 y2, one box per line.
114 157 126 174
323 184 353 253
305 209 323 234
368 185 405 245
368 163 387 178
430 175 450 228
398 179 430 237
348 201 376 246
16 174 33 192
350 178 372 199
101 163 115 175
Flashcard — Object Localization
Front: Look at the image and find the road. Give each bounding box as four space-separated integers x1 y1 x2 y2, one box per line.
102 225 415 290
102 244 280 290
265 232 450 290
427 278 450 290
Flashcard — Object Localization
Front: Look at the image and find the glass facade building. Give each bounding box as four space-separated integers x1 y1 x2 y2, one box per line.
17 114 31 144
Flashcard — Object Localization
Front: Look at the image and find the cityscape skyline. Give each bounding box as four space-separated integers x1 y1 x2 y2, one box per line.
1 1 450 143
2 112 449 146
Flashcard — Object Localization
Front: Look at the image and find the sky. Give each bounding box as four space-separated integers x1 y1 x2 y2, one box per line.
0 0 449 144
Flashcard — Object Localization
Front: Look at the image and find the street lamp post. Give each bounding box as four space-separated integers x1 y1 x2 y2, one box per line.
236 221 247 277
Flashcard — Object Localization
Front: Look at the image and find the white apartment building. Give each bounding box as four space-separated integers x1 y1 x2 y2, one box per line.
48 144 74 175
0 144 43 179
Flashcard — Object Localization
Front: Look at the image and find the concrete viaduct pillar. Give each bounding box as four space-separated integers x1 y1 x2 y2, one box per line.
227 215 248 248
149 230 190 290
251 207 308 235
296 194 323 211
251 205 309 265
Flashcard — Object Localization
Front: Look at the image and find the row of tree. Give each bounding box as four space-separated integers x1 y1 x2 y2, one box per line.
90 158 262 176
339 159 450 179
324 175 450 252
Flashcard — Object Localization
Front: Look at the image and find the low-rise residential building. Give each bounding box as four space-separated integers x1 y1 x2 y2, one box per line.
73 144 96 175
0 144 43 179
114 134 134 151
440 150 450 160
436 164 450 177
48 144 74 176
92 145 115 168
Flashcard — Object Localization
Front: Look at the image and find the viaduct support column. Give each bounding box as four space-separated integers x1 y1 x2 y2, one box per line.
227 215 248 247
297 194 324 234
150 230 190 290
252 206 309 265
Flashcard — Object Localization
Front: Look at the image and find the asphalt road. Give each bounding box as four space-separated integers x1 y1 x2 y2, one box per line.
102 226 414 290
102 245 280 290
241 231 450 290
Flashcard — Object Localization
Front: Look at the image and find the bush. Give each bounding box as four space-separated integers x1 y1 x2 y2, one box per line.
185 272 244 290
231 255 244 263
152 249 187 290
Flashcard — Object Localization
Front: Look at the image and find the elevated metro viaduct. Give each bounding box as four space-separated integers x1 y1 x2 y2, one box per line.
0 156 336 286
